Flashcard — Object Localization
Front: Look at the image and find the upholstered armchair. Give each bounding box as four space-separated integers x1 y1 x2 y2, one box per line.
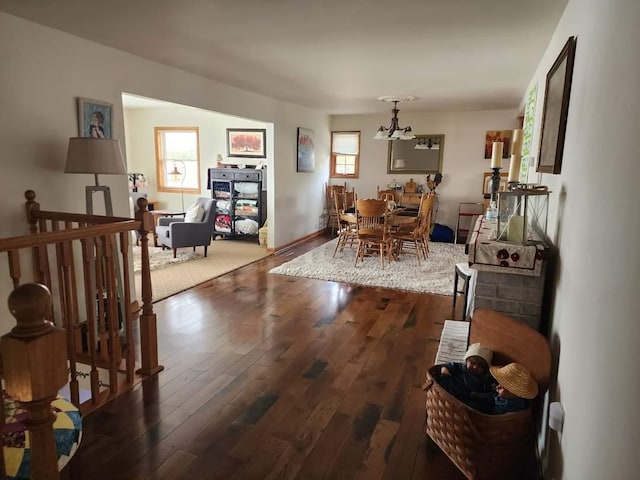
155 197 215 258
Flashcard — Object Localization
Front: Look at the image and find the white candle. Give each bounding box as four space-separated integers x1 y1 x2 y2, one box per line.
512 129 524 156
506 214 525 244
508 154 522 182
491 142 503 169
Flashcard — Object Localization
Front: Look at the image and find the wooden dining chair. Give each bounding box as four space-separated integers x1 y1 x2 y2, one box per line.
377 189 396 202
333 194 358 257
343 188 356 212
419 193 436 256
325 182 346 235
354 198 393 268
390 200 432 265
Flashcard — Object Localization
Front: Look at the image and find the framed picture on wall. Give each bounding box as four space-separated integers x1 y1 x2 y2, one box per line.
78 98 113 138
484 130 512 159
296 127 315 172
537 36 577 174
226 128 267 158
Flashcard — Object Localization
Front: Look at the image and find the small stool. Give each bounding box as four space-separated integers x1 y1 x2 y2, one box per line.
453 262 472 319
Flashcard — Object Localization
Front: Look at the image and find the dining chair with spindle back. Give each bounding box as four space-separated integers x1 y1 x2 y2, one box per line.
325 182 347 235
333 193 358 257
390 199 432 265
354 198 393 268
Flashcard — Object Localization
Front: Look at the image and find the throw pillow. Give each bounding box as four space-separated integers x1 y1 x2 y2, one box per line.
184 203 205 223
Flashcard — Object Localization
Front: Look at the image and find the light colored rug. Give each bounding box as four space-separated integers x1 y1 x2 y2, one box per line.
134 239 270 302
133 246 201 273
269 238 467 295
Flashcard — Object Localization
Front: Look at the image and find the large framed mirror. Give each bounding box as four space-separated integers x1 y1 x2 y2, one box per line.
387 134 445 174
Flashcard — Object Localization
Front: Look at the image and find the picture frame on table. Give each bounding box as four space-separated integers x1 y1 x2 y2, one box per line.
226 128 267 158
482 171 509 195
537 36 577 174
78 98 113 138
296 127 315 173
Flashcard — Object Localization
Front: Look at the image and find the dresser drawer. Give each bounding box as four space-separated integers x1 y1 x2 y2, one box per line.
234 171 260 181
212 170 234 180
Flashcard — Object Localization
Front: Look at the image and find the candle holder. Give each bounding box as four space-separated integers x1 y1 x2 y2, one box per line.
490 167 502 203
484 167 502 220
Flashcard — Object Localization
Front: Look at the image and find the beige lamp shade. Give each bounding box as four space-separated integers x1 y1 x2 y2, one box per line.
65 137 126 175
394 158 406 169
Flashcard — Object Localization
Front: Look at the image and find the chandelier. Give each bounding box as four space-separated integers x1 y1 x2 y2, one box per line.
414 137 440 150
373 96 416 140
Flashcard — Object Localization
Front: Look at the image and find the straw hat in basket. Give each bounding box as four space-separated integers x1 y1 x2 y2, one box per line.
490 363 539 399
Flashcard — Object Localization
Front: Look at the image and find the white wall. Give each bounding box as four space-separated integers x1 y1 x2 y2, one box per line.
123 105 268 212
331 110 518 229
0 12 329 330
522 0 640 478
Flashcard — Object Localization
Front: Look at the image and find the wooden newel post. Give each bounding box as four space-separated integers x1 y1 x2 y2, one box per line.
135 198 164 376
1 283 68 480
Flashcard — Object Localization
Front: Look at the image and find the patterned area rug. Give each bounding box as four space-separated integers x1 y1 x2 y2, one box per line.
269 238 467 295
133 246 201 273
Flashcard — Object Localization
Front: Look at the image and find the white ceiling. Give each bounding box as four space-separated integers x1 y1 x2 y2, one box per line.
0 0 568 114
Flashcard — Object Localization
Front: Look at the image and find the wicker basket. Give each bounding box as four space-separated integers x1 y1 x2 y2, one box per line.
425 366 535 480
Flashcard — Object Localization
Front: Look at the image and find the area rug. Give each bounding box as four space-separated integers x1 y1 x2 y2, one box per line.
269 238 467 295
132 246 201 273
134 239 270 303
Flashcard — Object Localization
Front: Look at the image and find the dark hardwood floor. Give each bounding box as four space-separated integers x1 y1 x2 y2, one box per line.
62 235 475 479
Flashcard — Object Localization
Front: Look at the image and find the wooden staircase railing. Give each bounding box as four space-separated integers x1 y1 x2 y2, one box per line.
0 190 163 415
1 190 164 477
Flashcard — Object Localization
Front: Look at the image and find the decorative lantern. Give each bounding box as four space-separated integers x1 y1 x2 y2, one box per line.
496 187 550 245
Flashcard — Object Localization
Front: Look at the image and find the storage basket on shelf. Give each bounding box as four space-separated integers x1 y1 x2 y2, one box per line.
424 309 551 480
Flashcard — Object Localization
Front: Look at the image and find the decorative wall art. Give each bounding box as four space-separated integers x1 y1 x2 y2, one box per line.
484 130 512 159
226 129 267 158
537 36 577 174
296 127 315 172
520 84 538 182
78 98 113 138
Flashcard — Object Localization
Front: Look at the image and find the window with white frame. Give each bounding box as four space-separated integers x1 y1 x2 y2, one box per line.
330 131 360 178
155 127 201 193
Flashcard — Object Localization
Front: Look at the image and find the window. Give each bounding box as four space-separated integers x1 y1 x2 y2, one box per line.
155 127 201 193
330 131 360 178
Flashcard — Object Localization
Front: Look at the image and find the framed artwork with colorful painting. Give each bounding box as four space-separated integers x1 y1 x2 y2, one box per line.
226 128 267 158
484 130 512 159
296 127 315 172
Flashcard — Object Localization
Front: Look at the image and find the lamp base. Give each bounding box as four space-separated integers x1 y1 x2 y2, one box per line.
85 185 113 216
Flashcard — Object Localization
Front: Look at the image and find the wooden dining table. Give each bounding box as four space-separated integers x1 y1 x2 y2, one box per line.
341 207 418 262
